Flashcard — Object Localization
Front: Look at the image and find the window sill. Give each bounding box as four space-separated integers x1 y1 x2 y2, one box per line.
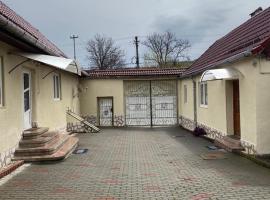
200 104 208 109
53 98 61 101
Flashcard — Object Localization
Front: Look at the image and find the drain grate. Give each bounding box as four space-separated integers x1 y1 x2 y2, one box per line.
73 149 88 154
206 145 219 150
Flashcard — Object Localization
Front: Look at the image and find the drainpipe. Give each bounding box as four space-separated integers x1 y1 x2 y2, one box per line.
192 76 198 129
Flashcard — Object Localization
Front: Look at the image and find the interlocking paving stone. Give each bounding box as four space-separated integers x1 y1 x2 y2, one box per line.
1 127 270 199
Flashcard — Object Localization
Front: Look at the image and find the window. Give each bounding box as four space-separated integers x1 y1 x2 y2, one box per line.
200 82 208 106
0 57 3 107
184 85 187 103
53 74 61 100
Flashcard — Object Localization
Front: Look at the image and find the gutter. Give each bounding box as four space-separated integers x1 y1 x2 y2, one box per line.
0 13 64 57
182 50 252 78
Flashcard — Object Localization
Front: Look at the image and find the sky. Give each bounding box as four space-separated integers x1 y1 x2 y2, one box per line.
1 0 270 68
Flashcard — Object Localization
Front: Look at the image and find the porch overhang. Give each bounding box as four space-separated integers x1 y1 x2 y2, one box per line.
200 68 243 82
12 52 81 75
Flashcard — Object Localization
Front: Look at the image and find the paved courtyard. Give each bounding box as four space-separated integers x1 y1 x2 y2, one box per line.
1 127 270 199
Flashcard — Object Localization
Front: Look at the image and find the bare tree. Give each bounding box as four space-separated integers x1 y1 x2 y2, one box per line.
143 31 191 67
86 35 125 69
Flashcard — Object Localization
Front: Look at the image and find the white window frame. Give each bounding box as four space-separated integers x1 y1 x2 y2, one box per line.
199 82 208 107
0 57 3 107
53 73 61 100
184 85 187 104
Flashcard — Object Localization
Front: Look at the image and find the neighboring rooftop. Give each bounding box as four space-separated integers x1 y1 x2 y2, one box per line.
83 67 187 79
184 7 270 76
0 1 66 57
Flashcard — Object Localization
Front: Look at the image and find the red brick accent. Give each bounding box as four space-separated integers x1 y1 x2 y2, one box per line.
0 160 24 179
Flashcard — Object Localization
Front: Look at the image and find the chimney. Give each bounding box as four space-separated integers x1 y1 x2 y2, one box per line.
250 7 263 17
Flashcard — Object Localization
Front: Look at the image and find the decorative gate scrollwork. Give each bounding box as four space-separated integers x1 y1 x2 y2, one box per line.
124 81 151 126
124 80 177 126
99 98 113 126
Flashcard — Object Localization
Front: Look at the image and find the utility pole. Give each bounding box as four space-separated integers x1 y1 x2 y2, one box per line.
70 35 79 60
134 36 140 68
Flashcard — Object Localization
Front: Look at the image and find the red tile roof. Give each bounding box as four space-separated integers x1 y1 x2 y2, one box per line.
84 68 187 78
184 7 270 76
0 1 66 57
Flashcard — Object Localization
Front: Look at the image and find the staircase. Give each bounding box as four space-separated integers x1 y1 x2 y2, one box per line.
12 127 78 162
67 110 100 133
215 136 245 152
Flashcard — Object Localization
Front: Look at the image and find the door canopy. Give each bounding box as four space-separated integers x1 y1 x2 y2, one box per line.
12 52 81 75
200 68 243 82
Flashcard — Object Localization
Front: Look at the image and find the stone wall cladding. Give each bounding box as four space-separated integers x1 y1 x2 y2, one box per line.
114 115 125 127
241 140 257 155
67 115 98 133
0 146 17 168
197 123 225 140
179 116 196 131
179 116 257 155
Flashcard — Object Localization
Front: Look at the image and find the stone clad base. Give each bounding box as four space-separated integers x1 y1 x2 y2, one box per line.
67 115 125 133
0 147 17 169
179 115 256 155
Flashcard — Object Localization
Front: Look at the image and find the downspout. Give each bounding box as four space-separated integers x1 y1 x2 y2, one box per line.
192 76 198 129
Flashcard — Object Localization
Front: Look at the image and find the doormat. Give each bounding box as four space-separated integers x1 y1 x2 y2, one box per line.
200 153 228 160
73 149 88 155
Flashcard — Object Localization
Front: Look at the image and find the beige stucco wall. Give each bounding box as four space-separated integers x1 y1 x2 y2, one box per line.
255 58 270 154
196 78 228 134
79 79 124 124
0 41 79 160
179 78 194 120
231 59 257 147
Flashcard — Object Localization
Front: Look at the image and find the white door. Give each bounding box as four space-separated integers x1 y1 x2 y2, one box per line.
99 98 113 126
23 71 31 130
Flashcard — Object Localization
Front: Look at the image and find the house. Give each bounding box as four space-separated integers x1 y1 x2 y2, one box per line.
77 68 185 127
0 2 80 167
179 7 270 155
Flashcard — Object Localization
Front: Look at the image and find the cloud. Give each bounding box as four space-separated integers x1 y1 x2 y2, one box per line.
153 1 233 44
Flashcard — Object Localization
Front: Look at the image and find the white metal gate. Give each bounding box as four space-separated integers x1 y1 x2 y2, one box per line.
125 81 151 126
124 80 177 126
151 81 177 126
98 97 113 126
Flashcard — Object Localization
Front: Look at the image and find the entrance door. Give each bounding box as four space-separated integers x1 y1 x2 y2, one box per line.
23 71 32 130
233 80 241 138
99 97 113 126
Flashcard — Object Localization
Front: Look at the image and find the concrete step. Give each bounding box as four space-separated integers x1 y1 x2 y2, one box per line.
23 127 49 138
215 137 245 152
14 134 70 156
223 136 242 146
13 137 79 162
19 132 59 148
